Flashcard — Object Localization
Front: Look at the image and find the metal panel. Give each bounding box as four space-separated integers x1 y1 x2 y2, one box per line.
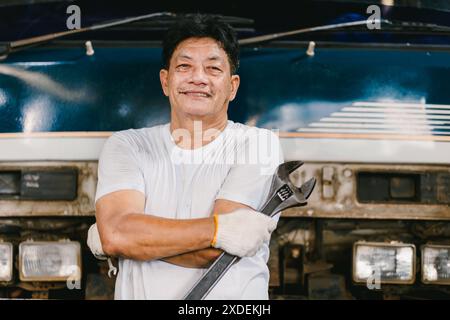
283 163 450 220
0 162 97 217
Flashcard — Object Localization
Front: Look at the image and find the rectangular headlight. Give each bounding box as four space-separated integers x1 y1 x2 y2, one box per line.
353 241 416 284
0 242 13 282
19 241 81 282
422 245 450 285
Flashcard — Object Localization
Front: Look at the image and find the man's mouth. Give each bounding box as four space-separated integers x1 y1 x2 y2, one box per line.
179 90 212 98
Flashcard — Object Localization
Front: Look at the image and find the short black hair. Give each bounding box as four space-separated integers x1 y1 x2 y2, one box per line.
162 14 239 74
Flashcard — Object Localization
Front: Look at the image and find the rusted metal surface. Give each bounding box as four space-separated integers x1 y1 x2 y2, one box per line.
268 217 450 298
284 163 450 221
85 273 115 300
0 162 97 217
308 273 351 300
268 240 280 288
1 161 449 220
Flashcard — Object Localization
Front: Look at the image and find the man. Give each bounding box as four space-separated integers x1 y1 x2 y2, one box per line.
87 14 284 300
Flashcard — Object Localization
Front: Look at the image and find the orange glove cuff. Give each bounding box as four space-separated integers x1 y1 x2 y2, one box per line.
211 214 219 247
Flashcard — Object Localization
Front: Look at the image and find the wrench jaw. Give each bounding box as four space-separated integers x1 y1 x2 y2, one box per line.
290 177 316 207
299 177 316 200
269 177 316 215
265 161 304 202
278 161 304 180
263 161 316 216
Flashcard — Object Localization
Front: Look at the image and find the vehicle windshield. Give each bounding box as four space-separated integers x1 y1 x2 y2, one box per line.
1 0 450 44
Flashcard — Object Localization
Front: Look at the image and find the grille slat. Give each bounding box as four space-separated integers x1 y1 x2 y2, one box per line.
298 101 450 138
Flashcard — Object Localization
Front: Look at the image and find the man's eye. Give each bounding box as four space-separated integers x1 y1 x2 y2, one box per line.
177 64 190 70
208 66 222 72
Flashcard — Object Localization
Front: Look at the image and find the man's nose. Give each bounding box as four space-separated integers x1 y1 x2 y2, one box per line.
189 66 208 85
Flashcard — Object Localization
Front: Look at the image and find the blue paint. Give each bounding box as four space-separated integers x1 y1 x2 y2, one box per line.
1 45 450 134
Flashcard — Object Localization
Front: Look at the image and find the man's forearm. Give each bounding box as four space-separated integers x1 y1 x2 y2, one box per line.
162 248 223 268
159 199 251 267
99 213 215 261
96 194 250 263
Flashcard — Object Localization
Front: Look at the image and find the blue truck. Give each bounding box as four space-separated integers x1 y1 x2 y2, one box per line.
0 0 449 299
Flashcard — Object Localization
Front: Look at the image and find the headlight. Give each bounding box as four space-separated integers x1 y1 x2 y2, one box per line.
19 241 81 282
353 241 416 284
0 242 13 282
422 245 450 285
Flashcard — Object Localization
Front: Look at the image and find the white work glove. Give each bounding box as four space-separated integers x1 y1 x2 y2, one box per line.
87 223 118 278
87 223 107 260
212 208 277 258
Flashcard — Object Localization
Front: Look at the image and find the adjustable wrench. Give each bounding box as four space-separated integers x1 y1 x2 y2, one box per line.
184 161 316 300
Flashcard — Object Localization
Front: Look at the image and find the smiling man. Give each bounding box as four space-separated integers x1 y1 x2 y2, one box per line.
87 14 284 300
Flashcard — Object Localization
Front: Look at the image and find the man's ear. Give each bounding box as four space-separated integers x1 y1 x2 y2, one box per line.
160 69 169 96
228 74 240 101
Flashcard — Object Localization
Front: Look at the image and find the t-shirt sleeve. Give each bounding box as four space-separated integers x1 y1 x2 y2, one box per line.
216 129 284 211
95 132 145 203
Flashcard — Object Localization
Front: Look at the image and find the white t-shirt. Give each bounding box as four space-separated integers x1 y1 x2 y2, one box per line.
95 120 284 300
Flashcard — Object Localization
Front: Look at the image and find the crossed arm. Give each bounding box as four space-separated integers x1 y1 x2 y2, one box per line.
95 189 250 268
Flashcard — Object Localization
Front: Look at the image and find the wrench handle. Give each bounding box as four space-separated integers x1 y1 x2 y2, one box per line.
184 252 238 300
183 189 284 300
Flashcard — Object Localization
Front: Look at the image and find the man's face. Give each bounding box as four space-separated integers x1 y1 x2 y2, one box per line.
160 37 240 120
